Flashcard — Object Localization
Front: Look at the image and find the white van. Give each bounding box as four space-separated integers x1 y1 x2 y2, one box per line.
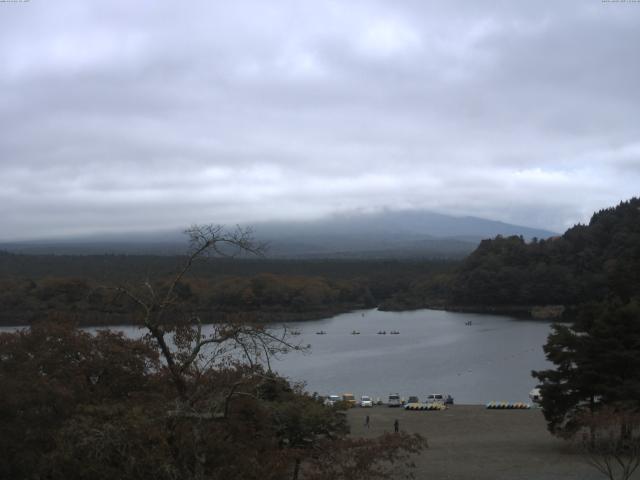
388 393 402 407
425 393 444 404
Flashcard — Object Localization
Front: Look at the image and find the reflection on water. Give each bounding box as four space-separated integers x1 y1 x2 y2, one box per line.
0 308 555 404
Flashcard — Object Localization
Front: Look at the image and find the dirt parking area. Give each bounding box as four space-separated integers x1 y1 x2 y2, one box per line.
348 405 633 480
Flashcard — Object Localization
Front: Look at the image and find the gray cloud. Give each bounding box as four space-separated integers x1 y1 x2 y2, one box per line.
1 0 639 240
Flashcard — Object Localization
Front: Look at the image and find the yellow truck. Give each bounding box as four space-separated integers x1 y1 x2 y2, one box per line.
342 393 357 407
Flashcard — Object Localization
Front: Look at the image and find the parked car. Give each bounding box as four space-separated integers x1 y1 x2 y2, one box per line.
324 395 341 406
407 395 420 404
360 395 373 407
425 393 445 404
388 393 402 407
342 393 357 407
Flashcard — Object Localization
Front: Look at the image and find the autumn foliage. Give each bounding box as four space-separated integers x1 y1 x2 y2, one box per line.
0 320 426 479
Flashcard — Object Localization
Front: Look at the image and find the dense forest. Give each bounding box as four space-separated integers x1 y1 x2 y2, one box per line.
383 198 640 317
0 254 455 326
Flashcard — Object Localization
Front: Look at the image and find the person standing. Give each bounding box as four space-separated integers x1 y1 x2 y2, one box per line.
365 415 370 428
394 419 399 433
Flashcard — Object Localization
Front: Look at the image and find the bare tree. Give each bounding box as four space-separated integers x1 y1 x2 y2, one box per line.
110 225 311 479
578 406 640 480
113 224 302 399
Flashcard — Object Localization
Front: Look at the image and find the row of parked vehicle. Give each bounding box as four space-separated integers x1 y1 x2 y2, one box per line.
323 393 454 408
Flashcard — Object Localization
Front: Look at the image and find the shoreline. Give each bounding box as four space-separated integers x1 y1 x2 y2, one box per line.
0 304 362 328
0 303 565 328
380 303 566 320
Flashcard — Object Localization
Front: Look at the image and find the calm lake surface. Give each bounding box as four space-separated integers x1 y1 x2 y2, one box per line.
267 308 553 404
1 308 555 404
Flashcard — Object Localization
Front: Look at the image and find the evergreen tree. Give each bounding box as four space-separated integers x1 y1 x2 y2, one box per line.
533 299 640 436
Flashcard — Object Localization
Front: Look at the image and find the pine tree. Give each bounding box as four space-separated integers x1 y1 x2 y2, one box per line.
533 299 640 437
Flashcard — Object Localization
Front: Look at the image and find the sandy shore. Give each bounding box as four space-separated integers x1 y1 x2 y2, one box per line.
348 405 630 480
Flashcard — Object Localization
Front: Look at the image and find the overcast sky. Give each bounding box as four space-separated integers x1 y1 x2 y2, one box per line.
1 0 639 240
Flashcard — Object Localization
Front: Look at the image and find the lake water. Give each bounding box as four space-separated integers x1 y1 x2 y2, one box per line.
0 308 555 404
268 308 553 404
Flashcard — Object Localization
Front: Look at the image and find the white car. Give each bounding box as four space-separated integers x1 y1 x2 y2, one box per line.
360 395 373 407
324 395 341 406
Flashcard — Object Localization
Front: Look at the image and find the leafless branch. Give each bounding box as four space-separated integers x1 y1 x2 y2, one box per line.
108 224 300 404
578 407 640 480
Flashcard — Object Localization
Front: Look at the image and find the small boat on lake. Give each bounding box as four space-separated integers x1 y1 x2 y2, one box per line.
351 330 360 335
377 330 386 335
389 330 400 335
316 330 327 335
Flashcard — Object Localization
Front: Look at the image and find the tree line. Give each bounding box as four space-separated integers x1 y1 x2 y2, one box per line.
0 254 455 326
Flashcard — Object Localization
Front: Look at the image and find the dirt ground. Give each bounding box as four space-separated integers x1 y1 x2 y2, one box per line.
347 405 638 480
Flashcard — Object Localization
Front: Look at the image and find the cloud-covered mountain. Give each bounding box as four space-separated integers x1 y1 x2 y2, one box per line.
1 210 556 259
253 210 556 258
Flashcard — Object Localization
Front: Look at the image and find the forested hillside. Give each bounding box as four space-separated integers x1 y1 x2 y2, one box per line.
381 198 640 315
450 198 640 307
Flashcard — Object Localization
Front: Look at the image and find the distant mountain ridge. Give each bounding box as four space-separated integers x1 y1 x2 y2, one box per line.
0 210 557 258
253 210 556 258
